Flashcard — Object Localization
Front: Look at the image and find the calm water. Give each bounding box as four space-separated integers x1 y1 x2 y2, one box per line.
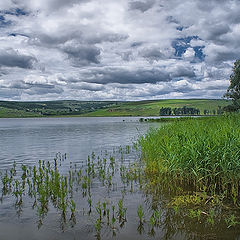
0 117 160 240
0 117 157 169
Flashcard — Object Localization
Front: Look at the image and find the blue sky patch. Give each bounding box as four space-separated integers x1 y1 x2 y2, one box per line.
4 8 28 16
172 36 205 61
0 15 11 28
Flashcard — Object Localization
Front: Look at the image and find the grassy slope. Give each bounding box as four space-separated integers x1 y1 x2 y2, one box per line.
81 99 230 117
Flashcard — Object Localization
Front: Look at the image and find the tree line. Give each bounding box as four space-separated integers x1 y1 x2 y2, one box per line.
160 106 200 116
159 106 223 116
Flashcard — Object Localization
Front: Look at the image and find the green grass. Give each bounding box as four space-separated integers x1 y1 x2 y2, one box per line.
139 114 240 204
82 99 229 117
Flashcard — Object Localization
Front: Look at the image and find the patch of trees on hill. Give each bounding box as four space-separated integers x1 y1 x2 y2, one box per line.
160 106 200 116
159 106 223 116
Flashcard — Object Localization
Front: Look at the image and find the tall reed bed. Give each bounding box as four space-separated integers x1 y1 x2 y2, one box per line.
139 114 240 204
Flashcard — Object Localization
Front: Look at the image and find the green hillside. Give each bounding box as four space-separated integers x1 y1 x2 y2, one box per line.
0 99 230 118
81 99 230 117
0 100 120 118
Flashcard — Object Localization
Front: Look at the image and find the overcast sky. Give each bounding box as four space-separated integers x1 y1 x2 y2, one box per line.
0 0 239 101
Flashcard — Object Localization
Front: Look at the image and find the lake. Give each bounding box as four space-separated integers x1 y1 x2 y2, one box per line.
0 117 161 240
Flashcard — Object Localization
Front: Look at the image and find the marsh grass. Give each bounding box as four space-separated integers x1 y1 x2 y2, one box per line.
139 114 240 205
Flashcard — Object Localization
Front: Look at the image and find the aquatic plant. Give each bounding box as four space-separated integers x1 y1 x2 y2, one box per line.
137 205 144 224
139 114 240 205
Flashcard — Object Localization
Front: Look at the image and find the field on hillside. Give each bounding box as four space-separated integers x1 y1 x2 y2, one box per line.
82 99 230 117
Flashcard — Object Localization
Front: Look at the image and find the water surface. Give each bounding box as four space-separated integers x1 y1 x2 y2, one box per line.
0 117 160 240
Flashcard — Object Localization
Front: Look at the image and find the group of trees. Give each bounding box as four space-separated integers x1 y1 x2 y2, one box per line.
159 106 224 116
160 106 200 116
224 59 240 112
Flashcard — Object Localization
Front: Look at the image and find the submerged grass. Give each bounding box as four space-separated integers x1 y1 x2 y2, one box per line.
139 114 240 205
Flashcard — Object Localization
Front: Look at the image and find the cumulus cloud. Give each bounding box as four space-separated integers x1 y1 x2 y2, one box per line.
129 0 155 12
0 48 37 69
0 0 239 100
61 41 101 66
79 67 171 84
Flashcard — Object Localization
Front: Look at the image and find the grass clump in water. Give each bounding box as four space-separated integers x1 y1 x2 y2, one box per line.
139 114 240 205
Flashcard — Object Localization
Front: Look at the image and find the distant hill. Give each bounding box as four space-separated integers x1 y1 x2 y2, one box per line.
81 99 230 117
0 99 230 118
0 100 120 118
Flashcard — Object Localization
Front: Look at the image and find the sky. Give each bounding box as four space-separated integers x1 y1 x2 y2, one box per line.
0 0 239 101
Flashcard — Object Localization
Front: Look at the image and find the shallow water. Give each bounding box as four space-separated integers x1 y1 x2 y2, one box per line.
0 117 160 240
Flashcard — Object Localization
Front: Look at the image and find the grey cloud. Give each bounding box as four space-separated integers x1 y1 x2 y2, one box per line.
61 42 101 66
0 69 9 76
205 48 240 64
131 42 144 48
10 81 30 89
0 48 37 69
196 0 227 12
129 0 155 12
40 0 86 11
139 47 166 61
13 0 89 13
227 8 240 24
86 33 129 44
205 24 231 42
120 51 133 61
9 80 62 93
33 31 128 47
0 88 21 98
171 66 196 78
71 82 104 92
83 68 170 84
25 85 63 95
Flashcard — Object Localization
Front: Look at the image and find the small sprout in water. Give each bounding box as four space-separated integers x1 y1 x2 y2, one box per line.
70 199 76 215
137 205 144 224
96 201 102 220
94 218 102 239
112 205 116 224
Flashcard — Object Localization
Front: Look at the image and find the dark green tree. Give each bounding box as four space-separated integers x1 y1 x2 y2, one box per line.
224 59 240 111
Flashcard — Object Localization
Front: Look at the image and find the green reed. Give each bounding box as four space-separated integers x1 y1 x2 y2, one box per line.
139 114 240 205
